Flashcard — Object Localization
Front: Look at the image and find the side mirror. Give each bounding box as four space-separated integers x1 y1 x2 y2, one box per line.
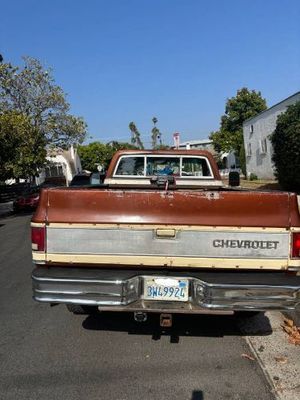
228 171 240 187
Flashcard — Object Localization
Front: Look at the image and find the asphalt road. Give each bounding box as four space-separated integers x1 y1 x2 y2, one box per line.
0 214 275 400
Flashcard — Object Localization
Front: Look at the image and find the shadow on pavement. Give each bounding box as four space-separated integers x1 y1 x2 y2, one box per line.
191 390 204 400
0 210 33 221
0 211 13 220
82 311 272 342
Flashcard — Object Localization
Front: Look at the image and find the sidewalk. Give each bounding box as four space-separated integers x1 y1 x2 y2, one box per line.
240 312 300 400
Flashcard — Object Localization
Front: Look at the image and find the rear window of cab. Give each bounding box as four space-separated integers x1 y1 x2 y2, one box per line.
114 155 213 178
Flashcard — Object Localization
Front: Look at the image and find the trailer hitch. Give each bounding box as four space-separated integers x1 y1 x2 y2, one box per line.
134 311 147 322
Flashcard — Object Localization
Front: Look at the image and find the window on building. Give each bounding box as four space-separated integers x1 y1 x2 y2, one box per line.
57 165 63 176
259 139 267 154
246 143 252 157
250 124 254 134
45 165 64 178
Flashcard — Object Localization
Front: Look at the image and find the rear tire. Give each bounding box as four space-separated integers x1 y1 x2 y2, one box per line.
66 304 98 315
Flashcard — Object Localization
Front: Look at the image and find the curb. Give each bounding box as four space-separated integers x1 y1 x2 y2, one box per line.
245 336 280 400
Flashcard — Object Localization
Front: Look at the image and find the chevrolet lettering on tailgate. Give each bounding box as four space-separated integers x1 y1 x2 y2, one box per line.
213 240 280 250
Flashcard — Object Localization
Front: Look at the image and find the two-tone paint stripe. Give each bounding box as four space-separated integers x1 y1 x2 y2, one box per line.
31 222 300 270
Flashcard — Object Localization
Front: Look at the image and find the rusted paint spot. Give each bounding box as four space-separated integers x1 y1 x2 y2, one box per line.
160 192 174 199
205 192 220 200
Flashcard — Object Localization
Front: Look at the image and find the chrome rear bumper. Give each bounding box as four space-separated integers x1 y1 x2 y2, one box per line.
32 267 300 313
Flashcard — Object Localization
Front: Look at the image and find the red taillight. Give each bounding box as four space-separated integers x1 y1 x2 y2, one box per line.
31 226 46 251
291 232 300 259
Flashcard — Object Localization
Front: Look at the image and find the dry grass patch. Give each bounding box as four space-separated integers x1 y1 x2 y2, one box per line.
240 179 281 190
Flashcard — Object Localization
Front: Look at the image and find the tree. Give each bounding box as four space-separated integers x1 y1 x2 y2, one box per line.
77 142 112 171
210 88 267 174
129 117 165 149
0 56 87 147
107 141 138 153
271 102 300 192
151 116 162 149
77 141 137 171
0 111 46 181
129 121 144 149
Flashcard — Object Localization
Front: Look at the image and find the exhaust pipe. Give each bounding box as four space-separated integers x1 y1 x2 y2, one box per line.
134 312 147 322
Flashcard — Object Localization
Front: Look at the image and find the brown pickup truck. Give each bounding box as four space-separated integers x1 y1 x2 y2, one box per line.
31 150 300 324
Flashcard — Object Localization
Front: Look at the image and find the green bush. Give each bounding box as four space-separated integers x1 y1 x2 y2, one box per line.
249 173 258 181
271 102 300 192
77 141 137 172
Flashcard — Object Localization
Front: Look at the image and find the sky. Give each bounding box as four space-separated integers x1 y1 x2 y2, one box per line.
1 0 299 146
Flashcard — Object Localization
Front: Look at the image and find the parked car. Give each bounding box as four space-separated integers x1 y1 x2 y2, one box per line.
70 173 92 187
13 187 40 212
70 172 102 187
13 181 66 213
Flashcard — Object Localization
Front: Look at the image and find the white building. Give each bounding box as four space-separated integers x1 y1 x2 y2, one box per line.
177 139 214 152
36 146 82 186
176 138 238 173
243 91 300 179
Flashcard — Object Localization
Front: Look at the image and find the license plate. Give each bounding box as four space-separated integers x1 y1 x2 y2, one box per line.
143 277 189 302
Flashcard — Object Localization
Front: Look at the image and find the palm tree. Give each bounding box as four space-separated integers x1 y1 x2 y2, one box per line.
128 122 144 149
151 117 162 148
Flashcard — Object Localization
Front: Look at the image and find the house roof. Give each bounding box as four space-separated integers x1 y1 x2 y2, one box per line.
178 139 212 146
243 91 300 124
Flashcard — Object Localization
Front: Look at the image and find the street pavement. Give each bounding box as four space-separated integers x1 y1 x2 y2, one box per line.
0 201 13 217
0 214 282 400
